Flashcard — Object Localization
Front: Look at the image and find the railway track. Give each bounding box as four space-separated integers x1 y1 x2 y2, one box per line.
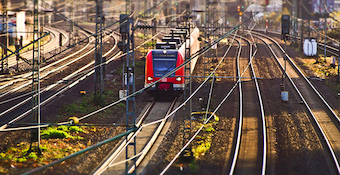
0 27 120 126
92 98 179 175
257 29 340 57
0 30 91 97
3 26 68 69
226 35 266 175
252 31 340 174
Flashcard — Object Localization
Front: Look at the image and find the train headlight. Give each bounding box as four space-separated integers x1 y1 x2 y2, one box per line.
176 77 181 81
147 77 153 81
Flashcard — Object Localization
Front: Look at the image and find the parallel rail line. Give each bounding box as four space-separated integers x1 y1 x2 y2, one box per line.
252 31 340 174
229 35 266 175
93 98 178 175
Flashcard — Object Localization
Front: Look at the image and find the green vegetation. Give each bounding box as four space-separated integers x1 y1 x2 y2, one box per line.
0 126 92 171
61 89 125 120
144 40 156 47
136 33 152 39
191 116 218 159
192 122 215 159
41 126 87 139
301 56 340 98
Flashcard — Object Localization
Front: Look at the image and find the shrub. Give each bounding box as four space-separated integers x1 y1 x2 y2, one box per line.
41 127 83 139
27 152 38 160
69 126 87 133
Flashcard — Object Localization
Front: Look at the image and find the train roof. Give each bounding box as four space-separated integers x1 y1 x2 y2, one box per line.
155 42 178 49
161 37 182 45
171 28 188 33
151 49 178 54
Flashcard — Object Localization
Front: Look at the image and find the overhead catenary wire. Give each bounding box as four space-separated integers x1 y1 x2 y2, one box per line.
0 89 38 105
1 11 254 133
161 28 262 174
0 0 183 130
1 0 167 84
99 28 240 173
13 12 253 175
22 128 138 175
8 26 240 175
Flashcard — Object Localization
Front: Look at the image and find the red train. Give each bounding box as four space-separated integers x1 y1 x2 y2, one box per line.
144 28 200 97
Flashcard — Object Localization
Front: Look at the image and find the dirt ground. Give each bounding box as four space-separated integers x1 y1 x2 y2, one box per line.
0 34 150 174
142 34 334 175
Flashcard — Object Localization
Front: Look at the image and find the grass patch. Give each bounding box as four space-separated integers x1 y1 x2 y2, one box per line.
0 126 93 170
41 126 87 140
61 90 124 120
191 116 218 159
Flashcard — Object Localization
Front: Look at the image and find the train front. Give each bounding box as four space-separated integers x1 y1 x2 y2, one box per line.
145 49 184 97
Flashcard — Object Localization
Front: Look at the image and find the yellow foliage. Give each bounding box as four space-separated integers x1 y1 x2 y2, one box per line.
282 7 290 16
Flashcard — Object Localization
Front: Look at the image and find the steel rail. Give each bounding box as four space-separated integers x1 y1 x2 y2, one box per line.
0 45 121 130
252 31 340 174
229 36 244 175
22 128 138 175
0 29 91 94
242 35 267 175
127 97 177 173
159 29 241 175
0 31 116 119
0 27 64 90
255 29 339 57
92 100 156 175
253 31 340 124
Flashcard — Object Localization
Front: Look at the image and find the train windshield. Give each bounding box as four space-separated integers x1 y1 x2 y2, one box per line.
152 50 178 77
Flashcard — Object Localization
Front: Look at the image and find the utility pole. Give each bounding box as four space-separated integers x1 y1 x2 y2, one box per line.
28 0 42 155
1 0 8 73
122 15 136 175
75 0 79 42
204 0 210 97
300 0 303 51
94 0 104 103
121 2 136 173
324 0 327 61
68 0 74 46
142 0 147 59
292 0 297 44
182 2 192 162
126 0 130 14
152 0 157 37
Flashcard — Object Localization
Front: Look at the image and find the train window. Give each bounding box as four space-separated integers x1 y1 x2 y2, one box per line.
152 51 178 77
153 58 177 77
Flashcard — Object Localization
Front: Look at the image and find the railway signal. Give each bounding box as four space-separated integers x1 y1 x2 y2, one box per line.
265 0 269 5
59 33 63 47
281 15 290 40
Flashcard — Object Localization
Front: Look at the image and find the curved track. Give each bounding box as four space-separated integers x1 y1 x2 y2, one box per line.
252 31 340 174
0 27 121 128
228 35 266 175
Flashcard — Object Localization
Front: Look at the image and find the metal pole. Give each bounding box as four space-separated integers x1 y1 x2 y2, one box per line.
324 1 327 62
28 0 42 155
300 0 303 52
5 1 8 72
124 16 136 175
317 17 320 62
23 128 137 175
94 0 104 103
284 37 287 91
